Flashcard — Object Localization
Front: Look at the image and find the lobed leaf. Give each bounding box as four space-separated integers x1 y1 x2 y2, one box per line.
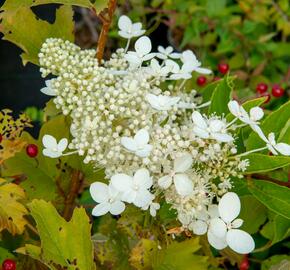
0 5 74 65
0 178 28 235
18 200 96 270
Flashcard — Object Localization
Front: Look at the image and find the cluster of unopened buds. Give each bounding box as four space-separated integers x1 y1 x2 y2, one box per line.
38 15 290 254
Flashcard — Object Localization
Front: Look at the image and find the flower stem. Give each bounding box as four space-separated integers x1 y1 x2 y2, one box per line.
96 0 118 62
124 38 131 52
235 146 268 157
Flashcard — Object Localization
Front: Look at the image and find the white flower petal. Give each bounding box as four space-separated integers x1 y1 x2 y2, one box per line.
275 143 290 156
226 229 255 254
250 107 264 121
209 120 224 132
174 174 193 197
135 144 153 158
42 149 61 158
158 175 172 189
207 231 227 250
232 218 244 228
134 129 149 145
135 36 152 56
191 220 208 235
40 86 56 96
57 138 68 152
209 218 227 238
212 133 234 143
111 173 133 192
92 202 110 216
218 192 241 223
268 133 276 145
109 201 126 215
42 134 57 149
194 67 212 74
174 153 193 173
193 127 209 139
90 182 109 203
134 168 152 189
228 100 241 117
121 137 138 152
192 111 207 129
118 15 132 31
134 189 154 208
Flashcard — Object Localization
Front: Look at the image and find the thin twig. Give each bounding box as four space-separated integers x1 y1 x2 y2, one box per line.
96 0 117 62
63 170 84 220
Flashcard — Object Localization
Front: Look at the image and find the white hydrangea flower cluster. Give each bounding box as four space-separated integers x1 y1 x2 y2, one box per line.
39 15 290 254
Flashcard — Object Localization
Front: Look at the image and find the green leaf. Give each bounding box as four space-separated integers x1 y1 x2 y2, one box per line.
1 0 107 11
244 154 290 174
261 255 290 270
239 195 267 234
0 5 74 65
18 200 96 270
153 238 209 270
206 0 226 16
248 180 290 219
208 75 233 116
3 115 71 201
261 214 290 245
246 100 290 151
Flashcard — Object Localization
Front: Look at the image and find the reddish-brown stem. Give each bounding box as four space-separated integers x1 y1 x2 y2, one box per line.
63 170 84 220
252 174 290 188
96 0 117 62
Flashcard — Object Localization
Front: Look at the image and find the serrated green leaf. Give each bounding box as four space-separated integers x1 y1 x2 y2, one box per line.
0 5 74 65
248 180 290 219
1 0 107 11
244 154 290 174
18 200 96 270
208 75 233 116
246 100 290 151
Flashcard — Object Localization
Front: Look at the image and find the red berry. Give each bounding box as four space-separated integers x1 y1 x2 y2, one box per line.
0 134 2 143
256 83 268 94
259 93 271 103
196 76 207 86
2 259 16 270
239 258 250 270
217 63 229 74
26 144 38 158
271 84 284 98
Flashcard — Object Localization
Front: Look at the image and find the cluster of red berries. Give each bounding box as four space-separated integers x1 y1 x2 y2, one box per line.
2 259 16 270
256 82 285 103
196 62 229 87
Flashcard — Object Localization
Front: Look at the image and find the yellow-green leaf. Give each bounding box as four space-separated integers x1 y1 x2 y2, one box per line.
18 200 96 270
0 178 28 235
0 5 74 65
